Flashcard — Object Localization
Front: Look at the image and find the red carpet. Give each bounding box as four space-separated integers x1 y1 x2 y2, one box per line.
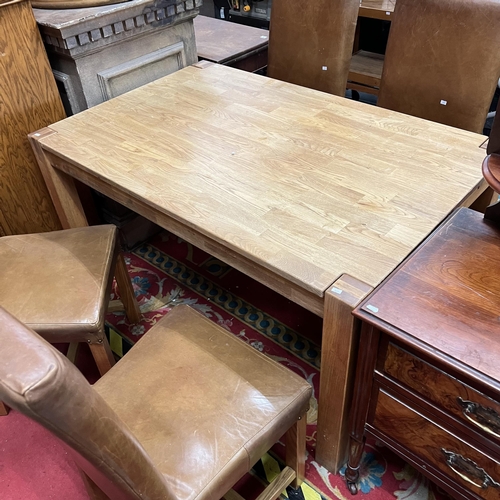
0 230 452 500
0 411 88 500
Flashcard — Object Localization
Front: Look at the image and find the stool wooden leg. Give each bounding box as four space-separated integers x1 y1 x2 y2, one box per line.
66 342 79 364
0 402 9 416
285 411 307 488
89 337 115 376
114 253 141 324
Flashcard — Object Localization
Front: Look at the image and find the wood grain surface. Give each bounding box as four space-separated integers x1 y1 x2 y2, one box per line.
35 64 488 298
361 208 500 389
194 15 268 64
0 0 65 234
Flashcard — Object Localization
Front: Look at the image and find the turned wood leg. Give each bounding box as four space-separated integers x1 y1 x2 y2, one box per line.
345 436 366 495
114 252 141 324
89 335 115 376
344 323 380 495
0 401 9 416
315 275 372 473
285 411 308 488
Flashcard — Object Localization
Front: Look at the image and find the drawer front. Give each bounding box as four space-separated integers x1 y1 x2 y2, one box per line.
384 343 500 442
373 389 500 499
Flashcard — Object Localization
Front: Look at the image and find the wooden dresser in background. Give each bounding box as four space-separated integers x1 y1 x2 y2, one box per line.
0 0 65 235
347 208 500 499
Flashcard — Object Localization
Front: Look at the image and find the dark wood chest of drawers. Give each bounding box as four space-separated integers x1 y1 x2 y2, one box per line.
347 208 500 499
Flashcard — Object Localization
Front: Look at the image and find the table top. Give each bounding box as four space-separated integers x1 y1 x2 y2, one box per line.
37 63 487 300
354 208 500 389
194 16 268 64
359 0 396 19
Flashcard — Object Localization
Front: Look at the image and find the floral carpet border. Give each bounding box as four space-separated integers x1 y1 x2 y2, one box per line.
133 243 321 369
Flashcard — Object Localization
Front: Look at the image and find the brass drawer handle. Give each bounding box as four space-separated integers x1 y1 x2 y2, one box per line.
442 449 500 489
457 397 500 439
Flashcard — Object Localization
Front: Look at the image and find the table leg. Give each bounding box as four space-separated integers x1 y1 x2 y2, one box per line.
315 274 372 474
29 128 88 228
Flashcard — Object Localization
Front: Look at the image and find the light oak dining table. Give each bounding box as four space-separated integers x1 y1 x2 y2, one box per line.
30 62 492 474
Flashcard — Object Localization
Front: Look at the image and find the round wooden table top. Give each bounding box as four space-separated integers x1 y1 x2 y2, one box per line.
31 0 126 8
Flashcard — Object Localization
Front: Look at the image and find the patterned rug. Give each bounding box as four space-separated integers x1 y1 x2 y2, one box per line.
105 230 452 500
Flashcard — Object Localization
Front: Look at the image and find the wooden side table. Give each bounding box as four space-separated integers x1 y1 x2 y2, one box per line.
194 16 268 72
347 208 500 499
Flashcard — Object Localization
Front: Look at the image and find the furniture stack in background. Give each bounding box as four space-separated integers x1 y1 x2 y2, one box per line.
377 0 500 134
267 0 500 135
194 15 269 73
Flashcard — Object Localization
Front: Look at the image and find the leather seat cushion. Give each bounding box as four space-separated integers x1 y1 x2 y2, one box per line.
0 225 117 340
94 305 312 500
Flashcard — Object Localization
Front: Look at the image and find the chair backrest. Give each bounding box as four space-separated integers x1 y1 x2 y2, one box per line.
267 0 359 96
377 0 500 134
488 98 500 155
0 307 174 500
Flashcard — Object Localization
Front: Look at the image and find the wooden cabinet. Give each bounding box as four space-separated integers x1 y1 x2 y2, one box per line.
194 16 268 73
347 208 500 499
0 0 65 234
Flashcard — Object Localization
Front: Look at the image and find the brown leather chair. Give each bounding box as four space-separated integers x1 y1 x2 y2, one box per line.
0 305 312 500
377 0 500 134
0 225 140 386
268 0 360 96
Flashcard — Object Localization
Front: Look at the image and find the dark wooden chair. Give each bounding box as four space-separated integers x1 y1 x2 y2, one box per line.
377 0 500 134
0 305 311 500
267 0 360 96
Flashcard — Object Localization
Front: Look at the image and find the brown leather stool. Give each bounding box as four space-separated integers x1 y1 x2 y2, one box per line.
0 305 312 500
0 225 140 387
